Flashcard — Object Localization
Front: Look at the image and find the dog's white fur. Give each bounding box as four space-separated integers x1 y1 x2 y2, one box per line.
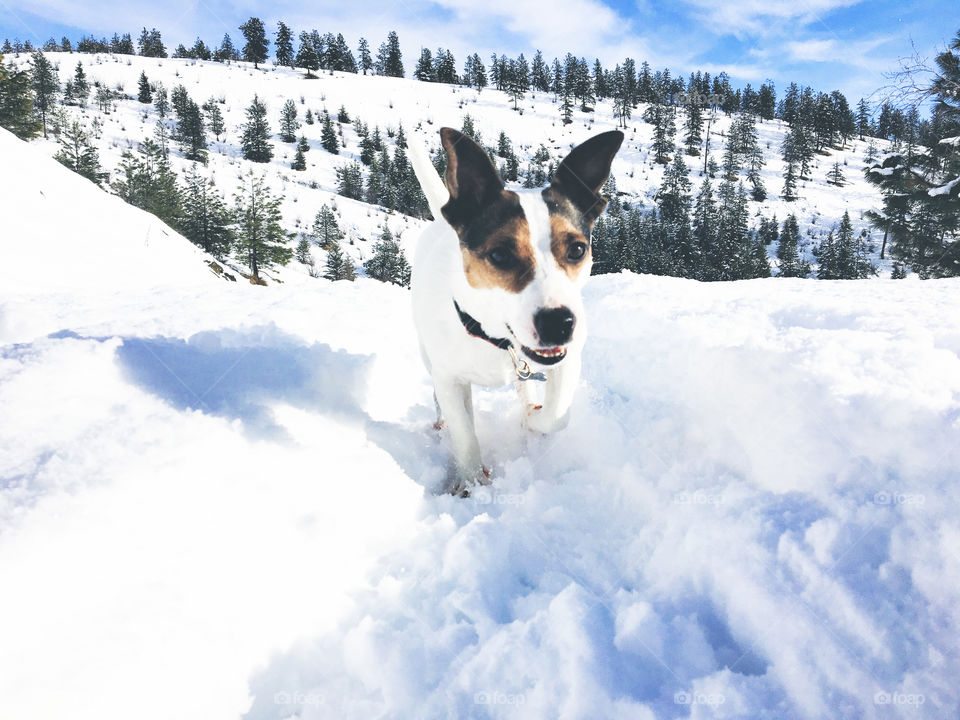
409 134 596 493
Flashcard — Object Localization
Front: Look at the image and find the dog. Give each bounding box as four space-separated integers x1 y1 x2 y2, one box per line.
408 127 623 495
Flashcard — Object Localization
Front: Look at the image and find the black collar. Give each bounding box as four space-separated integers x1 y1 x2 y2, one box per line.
453 301 512 350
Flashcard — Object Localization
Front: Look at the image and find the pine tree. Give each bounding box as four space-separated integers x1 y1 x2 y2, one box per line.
684 101 703 156
275 22 294 69
232 173 292 282
113 139 181 225
782 161 798 201
320 110 338 153
644 103 676 164
137 71 152 103
380 31 404 77
279 98 298 142
239 18 269 69
291 145 306 170
176 98 207 162
214 34 237 62
29 51 59 137
358 37 372 75
204 99 224 140
153 82 169 117
296 32 319 77
305 108 314 125
826 161 845 186
560 87 573 125
241 95 272 162
364 225 410 285
776 214 809 277
336 161 364 200
311 204 343 248
295 236 312 265
337 105 350 123
180 166 233 257
70 61 88 106
0 59 41 139
55 121 103 185
891 262 907 279
324 238 357 280
816 230 839 279
298 135 309 153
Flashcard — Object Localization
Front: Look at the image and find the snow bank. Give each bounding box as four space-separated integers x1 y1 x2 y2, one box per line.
2 262 959 719
0 127 216 292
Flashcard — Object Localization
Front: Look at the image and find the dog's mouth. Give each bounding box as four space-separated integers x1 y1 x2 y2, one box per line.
520 345 567 366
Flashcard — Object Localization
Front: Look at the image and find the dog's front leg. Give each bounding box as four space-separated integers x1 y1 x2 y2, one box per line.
434 377 487 494
523 352 582 435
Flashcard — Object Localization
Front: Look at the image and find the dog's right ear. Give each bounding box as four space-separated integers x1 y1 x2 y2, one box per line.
440 127 504 229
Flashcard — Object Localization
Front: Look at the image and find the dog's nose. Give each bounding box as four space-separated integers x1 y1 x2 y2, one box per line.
534 307 576 346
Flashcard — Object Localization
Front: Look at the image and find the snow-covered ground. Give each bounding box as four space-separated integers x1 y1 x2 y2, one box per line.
2 117 960 720
6 51 890 277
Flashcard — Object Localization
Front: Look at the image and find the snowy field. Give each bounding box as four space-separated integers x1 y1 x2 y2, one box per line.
6 51 890 275
2 116 960 720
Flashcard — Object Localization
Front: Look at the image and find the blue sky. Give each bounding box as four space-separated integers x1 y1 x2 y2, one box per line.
1 0 953 103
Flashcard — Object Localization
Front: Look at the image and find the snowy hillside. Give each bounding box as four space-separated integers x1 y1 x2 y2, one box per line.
6 51 890 276
2 125 960 719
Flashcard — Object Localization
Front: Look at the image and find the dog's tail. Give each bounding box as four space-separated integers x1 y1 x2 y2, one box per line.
409 133 449 220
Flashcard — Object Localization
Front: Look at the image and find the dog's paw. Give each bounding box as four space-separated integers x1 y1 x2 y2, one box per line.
448 465 492 497
522 405 568 435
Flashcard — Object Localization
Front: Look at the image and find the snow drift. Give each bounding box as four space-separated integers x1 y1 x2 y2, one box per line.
2 119 960 720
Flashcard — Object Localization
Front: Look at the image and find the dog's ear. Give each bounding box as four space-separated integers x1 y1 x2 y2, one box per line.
549 130 624 223
440 127 504 229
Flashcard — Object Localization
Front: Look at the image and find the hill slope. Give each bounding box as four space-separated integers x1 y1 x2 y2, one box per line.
2 113 960 718
7 52 891 277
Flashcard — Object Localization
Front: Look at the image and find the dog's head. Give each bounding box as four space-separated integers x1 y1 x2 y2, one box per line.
440 127 623 367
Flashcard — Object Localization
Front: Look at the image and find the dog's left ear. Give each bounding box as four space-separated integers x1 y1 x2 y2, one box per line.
549 130 624 223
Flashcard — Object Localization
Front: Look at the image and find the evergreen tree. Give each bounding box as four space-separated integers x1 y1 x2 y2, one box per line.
644 102 676 164
305 108 314 125
153 82 169 117
776 214 809 277
298 135 309 153
113 139 182 225
684 101 703 155
296 31 320 77
826 161 845 186
279 98 298 142
180 166 233 257
414 48 435 81
232 173 292 282
239 17 269 69
782 161 799 201
203 99 225 140
312 204 343 248
137 28 167 58
295 236 312 265
137 71 152 103
364 225 410 285
560 86 574 125
176 98 207 162
358 37 372 75
70 61 90 107
214 33 238 62
0 59 41 139
379 31 404 77
891 261 907 279
856 98 871 140
291 145 306 170
336 161 364 200
275 21 294 68
337 105 350 123
324 238 357 280
320 110 339 153
240 95 272 162
54 121 103 185
29 51 58 137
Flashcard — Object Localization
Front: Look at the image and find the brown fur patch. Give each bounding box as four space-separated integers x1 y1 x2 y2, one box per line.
549 214 592 280
460 200 536 293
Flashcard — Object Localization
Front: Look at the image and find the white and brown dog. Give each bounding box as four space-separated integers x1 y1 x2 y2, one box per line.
409 127 623 495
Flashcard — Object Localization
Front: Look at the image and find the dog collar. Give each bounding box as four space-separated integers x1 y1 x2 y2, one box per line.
453 301 546 381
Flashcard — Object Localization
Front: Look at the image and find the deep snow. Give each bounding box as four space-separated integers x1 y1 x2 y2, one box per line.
2 109 960 720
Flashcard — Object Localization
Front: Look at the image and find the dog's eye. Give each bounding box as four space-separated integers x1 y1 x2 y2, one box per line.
487 246 517 269
566 241 588 262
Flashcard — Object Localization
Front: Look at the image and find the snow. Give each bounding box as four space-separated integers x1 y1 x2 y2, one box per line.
929 176 959 197
3 125 960 719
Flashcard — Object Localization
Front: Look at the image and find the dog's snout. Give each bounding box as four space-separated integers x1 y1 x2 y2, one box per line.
534 307 575 346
